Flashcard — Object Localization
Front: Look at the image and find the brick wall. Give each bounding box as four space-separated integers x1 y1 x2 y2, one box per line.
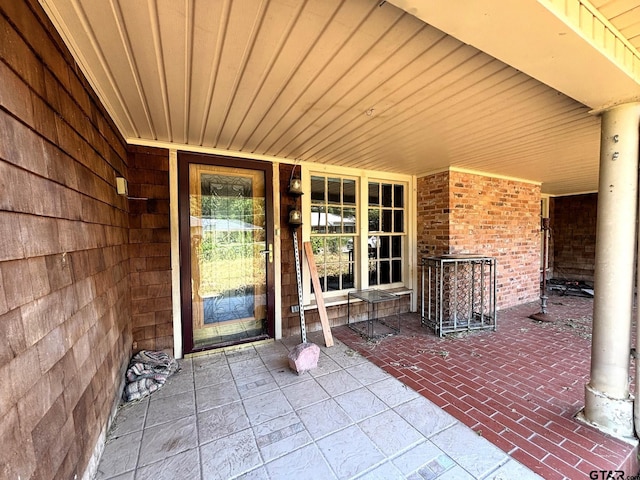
0 2 131 479
550 194 597 282
417 171 450 257
417 170 541 309
128 146 173 352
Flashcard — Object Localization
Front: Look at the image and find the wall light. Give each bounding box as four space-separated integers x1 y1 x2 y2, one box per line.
116 177 128 196
288 208 302 226
289 177 303 195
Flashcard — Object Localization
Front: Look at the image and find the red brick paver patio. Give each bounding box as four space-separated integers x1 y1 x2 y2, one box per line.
333 294 639 480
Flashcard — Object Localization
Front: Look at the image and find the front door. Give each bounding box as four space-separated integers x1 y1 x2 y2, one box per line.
179 153 274 354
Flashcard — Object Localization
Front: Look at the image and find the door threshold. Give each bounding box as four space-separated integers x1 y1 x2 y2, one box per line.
185 335 272 357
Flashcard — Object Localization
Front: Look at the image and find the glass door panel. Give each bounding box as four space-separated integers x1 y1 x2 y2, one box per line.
186 162 270 351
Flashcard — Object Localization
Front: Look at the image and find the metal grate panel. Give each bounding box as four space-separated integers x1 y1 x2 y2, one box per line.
421 255 497 337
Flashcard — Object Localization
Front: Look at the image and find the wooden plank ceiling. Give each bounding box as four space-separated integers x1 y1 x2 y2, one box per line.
591 0 640 51
39 0 640 195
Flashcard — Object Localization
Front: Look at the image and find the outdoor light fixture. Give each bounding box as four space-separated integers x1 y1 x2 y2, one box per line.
288 177 303 195
288 164 303 226
288 208 302 226
116 176 128 195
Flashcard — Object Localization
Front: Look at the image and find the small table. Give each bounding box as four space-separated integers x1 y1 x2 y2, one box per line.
347 289 400 340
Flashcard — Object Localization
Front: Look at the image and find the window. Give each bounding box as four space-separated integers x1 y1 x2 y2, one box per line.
309 175 357 292
368 181 405 286
305 172 409 297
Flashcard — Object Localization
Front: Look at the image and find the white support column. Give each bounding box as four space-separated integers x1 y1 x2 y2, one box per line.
581 103 640 440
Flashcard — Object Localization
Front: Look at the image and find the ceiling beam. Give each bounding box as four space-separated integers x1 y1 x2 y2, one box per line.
388 0 640 110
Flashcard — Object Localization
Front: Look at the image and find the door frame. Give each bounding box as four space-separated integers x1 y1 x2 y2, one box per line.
177 151 275 354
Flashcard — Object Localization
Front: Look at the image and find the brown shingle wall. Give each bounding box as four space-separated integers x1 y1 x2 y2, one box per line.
550 194 597 282
417 171 540 309
0 2 131 479
127 145 172 352
280 164 303 337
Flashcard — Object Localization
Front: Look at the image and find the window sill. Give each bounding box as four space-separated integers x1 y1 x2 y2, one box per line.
302 286 413 311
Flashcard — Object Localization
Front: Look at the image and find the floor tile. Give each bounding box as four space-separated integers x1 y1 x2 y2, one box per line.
94 430 142 479
229 356 270 379
334 387 388 422
177 357 193 371
490 459 544 479
135 448 200 480
281 378 330 410
235 371 278 399
192 352 226 369
359 409 424 456
270 366 309 387
98 472 134 480
279 335 302 350
315 369 362 396
196 380 241 411
194 362 234 389
138 415 197 468
264 443 337 480
255 341 289 358
416 464 474 480
107 399 148 437
146 390 195 427
391 441 446 476
243 389 293 425
322 346 368 368
297 398 353 439
197 401 250 444
151 369 194 400
393 397 457 438
225 346 259 363
252 411 312 462
356 461 405 480
96 329 554 480
412 452 457 479
346 362 391 385
235 466 270 479
316 425 385 479
367 377 421 407
200 428 262 479
308 353 342 377
430 423 508 479
261 354 290 371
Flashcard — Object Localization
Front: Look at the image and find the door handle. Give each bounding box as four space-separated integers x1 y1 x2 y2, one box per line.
260 244 273 263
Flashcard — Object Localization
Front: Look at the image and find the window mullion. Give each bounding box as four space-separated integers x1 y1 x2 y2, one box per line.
301 173 311 303
359 174 369 290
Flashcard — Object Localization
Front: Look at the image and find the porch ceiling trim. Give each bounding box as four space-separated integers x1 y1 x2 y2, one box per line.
389 0 640 110
417 166 543 186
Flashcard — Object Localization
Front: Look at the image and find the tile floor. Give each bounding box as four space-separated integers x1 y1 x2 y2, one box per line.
96 333 540 479
332 294 638 480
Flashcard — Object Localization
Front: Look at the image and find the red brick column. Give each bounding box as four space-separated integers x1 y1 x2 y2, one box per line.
417 170 541 310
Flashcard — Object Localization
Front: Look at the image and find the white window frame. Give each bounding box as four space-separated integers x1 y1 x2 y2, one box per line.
301 167 415 305
307 173 359 295
366 178 407 288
